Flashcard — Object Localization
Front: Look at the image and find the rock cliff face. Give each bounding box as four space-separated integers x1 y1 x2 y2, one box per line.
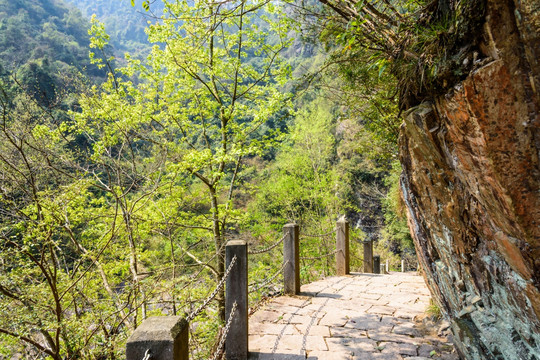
399 0 540 359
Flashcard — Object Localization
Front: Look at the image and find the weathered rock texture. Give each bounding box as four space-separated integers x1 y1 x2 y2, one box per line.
399 0 540 359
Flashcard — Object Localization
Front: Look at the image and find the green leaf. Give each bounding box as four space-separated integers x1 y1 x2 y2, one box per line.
378 62 387 78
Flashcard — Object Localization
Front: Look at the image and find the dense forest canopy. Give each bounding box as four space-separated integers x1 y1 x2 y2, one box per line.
0 0 106 98
0 0 417 358
64 0 164 54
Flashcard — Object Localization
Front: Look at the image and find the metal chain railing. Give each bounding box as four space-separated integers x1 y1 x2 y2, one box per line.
210 301 238 360
186 255 237 322
299 228 337 239
300 248 340 261
248 234 286 255
248 261 289 294
141 349 151 360
128 221 360 359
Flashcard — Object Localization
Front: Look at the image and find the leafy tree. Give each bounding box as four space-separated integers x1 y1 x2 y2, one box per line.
252 97 338 224
249 96 366 281
0 0 294 357
76 0 294 322
290 0 427 261
0 77 136 359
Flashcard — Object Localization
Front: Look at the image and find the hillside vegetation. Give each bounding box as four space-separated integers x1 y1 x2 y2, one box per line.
0 0 414 358
64 0 164 55
0 0 107 103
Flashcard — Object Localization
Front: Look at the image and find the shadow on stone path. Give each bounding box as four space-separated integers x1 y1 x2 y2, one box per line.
248 272 457 360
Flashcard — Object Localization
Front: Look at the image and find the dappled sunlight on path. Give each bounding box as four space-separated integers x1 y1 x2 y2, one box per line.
248 272 457 360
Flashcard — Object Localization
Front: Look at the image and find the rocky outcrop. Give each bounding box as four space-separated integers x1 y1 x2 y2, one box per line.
399 0 540 359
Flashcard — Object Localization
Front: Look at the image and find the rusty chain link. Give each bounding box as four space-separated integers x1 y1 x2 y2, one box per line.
248 261 289 294
248 234 286 255
210 301 238 360
186 255 237 322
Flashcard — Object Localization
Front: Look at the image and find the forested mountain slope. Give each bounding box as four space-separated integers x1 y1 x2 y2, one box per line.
1 1 347 358
64 0 163 54
0 0 416 358
0 0 104 86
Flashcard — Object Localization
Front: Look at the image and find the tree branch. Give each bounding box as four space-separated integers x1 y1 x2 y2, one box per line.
0 328 56 358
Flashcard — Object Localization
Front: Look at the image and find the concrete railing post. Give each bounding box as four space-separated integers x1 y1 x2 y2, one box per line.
283 223 300 295
373 255 381 274
386 259 389 273
363 240 373 273
336 219 350 276
225 240 248 360
126 317 189 360
401 259 405 272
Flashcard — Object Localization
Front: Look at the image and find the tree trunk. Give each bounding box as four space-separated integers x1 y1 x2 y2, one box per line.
210 186 226 322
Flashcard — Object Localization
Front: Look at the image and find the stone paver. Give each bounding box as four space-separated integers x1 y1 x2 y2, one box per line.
248 272 457 360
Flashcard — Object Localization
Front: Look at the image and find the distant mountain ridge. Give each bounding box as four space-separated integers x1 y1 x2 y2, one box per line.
64 0 164 55
0 0 107 102
0 0 103 72
0 0 166 103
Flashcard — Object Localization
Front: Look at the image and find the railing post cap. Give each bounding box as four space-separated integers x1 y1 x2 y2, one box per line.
226 240 246 246
284 223 298 228
127 316 188 343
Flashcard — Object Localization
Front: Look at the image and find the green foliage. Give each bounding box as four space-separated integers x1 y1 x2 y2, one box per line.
248 96 370 282
250 97 339 226
320 51 400 163
65 0 164 55
76 0 295 339
0 82 133 359
0 0 106 104
75 0 294 274
380 161 414 253
300 0 445 266
319 0 486 109
1 0 295 357
427 299 442 320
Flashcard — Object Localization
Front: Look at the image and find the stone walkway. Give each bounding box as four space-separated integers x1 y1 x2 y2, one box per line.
248 272 457 360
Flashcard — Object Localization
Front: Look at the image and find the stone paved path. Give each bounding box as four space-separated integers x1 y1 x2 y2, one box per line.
248 272 456 360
